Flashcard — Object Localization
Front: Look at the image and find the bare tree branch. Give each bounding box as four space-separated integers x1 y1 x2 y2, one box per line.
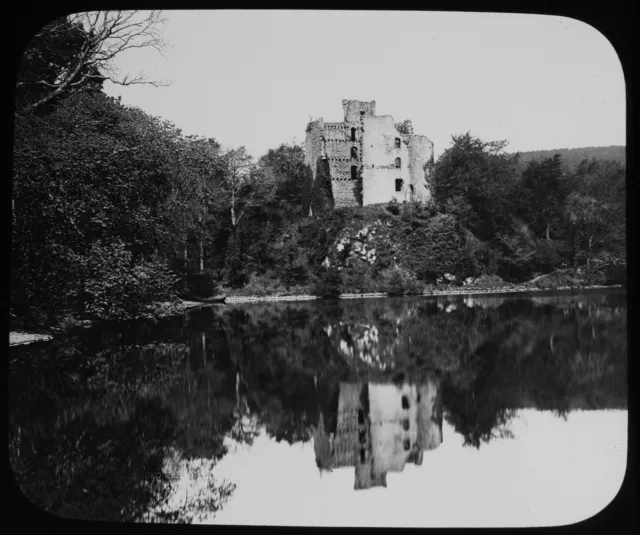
18 10 170 113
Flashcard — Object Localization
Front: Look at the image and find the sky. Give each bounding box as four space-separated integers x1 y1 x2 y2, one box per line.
102 10 625 160
154 409 627 527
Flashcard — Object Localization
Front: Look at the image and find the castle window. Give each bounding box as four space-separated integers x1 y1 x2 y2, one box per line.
395 157 401 169
351 146 358 159
360 448 366 463
395 138 401 149
402 419 410 431
395 179 404 192
351 128 356 141
358 409 365 424
401 395 409 409
409 184 414 195
351 166 358 180
403 439 411 451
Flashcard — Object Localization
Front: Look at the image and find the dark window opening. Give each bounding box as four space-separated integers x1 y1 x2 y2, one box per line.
359 429 366 444
395 157 401 169
360 111 365 117
395 179 404 192
401 395 409 409
360 448 366 463
351 166 358 180
403 439 411 451
402 419 410 431
395 138 401 148
409 184 414 195
358 409 365 424
351 128 356 141
351 146 358 159
417 393 421 402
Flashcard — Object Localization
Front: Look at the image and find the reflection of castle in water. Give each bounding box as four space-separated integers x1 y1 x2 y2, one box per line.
314 373 443 490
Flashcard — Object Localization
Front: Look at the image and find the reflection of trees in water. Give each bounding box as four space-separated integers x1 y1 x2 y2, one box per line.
9 291 626 519
9 337 236 522
199 294 625 449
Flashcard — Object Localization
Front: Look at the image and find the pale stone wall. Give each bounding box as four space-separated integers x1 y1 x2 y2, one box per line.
304 119 325 171
362 116 412 205
407 134 435 204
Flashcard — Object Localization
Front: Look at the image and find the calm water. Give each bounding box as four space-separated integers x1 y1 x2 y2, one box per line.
9 290 627 525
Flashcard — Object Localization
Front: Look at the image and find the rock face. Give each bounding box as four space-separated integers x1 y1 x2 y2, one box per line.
305 100 434 209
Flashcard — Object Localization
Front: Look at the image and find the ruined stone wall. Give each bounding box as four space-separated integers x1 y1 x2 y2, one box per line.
305 100 433 209
304 120 325 171
361 116 412 205
342 99 376 123
323 120 362 208
407 134 435 204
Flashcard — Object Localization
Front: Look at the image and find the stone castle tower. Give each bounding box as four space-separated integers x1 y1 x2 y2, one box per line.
305 100 434 209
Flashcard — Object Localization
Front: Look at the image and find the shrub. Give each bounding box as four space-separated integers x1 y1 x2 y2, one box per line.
183 270 218 299
387 270 407 296
341 267 381 294
312 268 343 299
403 213 476 282
386 198 401 216
82 241 180 321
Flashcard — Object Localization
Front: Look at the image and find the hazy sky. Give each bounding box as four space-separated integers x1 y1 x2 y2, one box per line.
103 10 625 159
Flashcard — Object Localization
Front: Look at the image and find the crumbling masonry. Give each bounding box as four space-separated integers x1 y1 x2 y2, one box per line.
305 100 435 208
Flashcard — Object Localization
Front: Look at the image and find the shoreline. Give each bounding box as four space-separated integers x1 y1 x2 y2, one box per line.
9 285 624 346
223 283 624 304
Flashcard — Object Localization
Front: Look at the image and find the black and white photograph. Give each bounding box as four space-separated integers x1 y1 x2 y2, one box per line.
10 9 628 526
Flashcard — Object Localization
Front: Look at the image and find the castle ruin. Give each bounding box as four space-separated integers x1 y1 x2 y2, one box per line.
305 100 435 208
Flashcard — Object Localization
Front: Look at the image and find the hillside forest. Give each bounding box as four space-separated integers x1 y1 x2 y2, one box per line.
11 15 627 329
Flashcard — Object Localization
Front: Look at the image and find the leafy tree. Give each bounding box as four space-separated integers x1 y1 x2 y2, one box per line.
517 154 567 240
394 120 414 135
12 91 186 321
256 143 310 219
564 159 626 281
434 132 520 241
217 147 272 230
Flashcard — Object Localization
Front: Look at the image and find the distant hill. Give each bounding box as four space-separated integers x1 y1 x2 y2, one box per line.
512 145 625 173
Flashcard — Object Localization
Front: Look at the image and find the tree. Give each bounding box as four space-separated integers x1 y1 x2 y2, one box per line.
218 147 277 230
165 136 224 273
394 120 414 135
16 11 168 114
256 143 309 219
12 91 183 320
434 132 520 241
564 159 625 280
517 154 567 240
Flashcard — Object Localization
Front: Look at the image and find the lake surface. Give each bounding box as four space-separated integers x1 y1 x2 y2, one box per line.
9 289 627 525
